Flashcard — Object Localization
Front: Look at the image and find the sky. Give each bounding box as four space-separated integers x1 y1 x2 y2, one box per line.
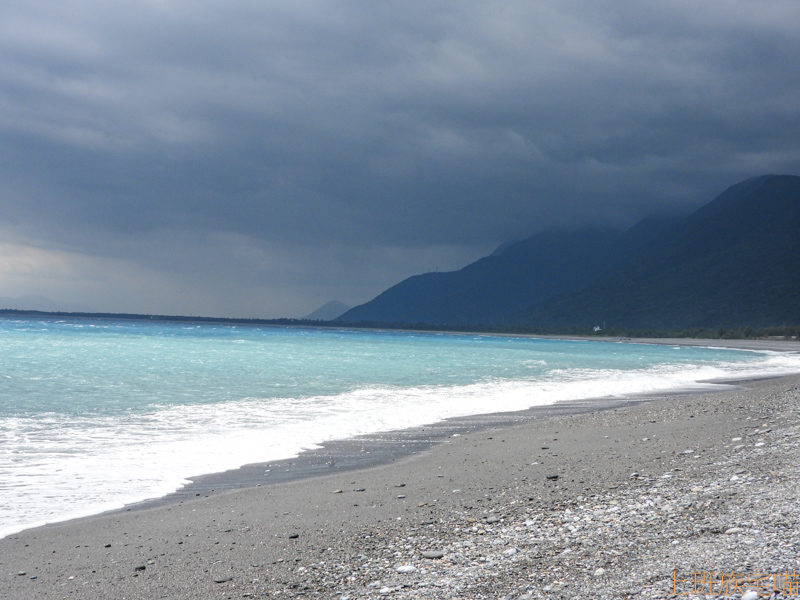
1 0 799 318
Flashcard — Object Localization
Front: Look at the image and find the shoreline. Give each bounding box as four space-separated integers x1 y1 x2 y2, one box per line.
86 337 800 511
13 337 797 531
5 384 686 538
136 394 652 510
1 347 799 597
2 337 798 539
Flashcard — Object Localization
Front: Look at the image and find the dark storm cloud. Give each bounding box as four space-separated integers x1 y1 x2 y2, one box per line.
1 0 799 315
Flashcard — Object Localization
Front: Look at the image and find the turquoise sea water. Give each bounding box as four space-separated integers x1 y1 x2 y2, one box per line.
2 316 799 538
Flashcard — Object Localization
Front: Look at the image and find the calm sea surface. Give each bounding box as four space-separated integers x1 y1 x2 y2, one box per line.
2 317 799 537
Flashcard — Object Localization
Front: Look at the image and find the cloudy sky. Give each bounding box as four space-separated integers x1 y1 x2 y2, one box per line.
1 0 798 317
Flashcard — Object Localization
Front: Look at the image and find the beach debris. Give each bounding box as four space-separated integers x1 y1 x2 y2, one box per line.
422 550 444 559
355 488 366 492
104 543 111 547
397 494 406 498
546 474 559 480
395 483 406 487
134 565 146 571
288 533 300 539
332 489 343 493
395 564 416 573
214 576 233 583
16 571 26 576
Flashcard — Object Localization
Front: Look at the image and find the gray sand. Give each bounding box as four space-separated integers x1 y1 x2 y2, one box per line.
2 342 799 599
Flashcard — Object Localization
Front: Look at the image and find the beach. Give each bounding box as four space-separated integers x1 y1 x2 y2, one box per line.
2 345 799 599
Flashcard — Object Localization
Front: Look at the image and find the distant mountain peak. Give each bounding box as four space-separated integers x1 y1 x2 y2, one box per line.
304 300 351 321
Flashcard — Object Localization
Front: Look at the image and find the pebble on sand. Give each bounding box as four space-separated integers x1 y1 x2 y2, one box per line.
396 564 416 573
422 550 445 559
724 527 744 534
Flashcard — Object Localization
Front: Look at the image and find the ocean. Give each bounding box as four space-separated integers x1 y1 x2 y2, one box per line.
2 316 799 539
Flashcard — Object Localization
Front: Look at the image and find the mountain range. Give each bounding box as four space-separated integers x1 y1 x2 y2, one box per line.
338 175 800 330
